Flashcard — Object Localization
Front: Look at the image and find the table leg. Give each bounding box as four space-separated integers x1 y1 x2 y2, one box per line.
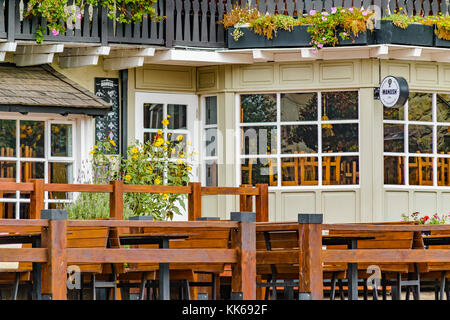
32 238 42 300
347 239 358 301
159 238 170 300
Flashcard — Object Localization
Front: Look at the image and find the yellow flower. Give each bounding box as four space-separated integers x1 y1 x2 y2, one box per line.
125 174 132 181
166 140 171 145
154 178 161 185
167 115 171 118
94 145 98 149
162 146 168 150
132 154 138 160
186 166 192 171
110 140 116 146
90 150 96 154
154 138 164 147
176 135 183 141
179 153 184 158
163 193 168 200
187 141 192 146
148 167 153 174
176 159 184 165
132 147 138 154
161 119 169 126
157 130 163 135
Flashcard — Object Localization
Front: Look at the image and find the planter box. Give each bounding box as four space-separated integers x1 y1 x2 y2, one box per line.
434 34 450 48
375 20 434 47
227 25 311 49
337 30 375 46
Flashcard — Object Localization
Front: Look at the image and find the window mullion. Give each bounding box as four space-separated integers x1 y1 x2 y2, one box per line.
318 92 323 187
276 93 281 187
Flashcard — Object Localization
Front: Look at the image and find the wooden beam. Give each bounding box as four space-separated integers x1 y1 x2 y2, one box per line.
108 48 155 58
0 248 47 262
389 47 422 59
188 182 202 221
370 44 389 58
0 42 17 52
16 44 64 55
67 248 238 263
14 53 55 66
252 50 274 62
60 46 110 57
323 249 450 263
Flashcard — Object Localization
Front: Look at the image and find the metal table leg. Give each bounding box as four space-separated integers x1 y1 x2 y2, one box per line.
159 238 170 300
32 238 42 300
347 239 359 300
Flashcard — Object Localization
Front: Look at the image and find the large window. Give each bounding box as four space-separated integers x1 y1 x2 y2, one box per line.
238 91 359 187
0 119 75 218
384 92 450 187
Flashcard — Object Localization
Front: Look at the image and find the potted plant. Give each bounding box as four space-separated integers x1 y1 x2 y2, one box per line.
377 12 434 47
432 15 450 48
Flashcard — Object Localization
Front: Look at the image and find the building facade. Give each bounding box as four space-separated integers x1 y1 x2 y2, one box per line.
0 0 449 222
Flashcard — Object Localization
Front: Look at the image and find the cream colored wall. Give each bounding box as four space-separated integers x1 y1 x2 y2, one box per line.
128 59 450 222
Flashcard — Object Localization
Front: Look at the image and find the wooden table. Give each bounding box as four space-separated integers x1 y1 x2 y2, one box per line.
0 232 42 300
119 233 191 300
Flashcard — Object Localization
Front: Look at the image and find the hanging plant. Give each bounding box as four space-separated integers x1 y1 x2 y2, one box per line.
24 0 162 43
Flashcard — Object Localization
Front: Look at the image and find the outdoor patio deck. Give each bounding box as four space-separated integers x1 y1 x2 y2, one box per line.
0 180 449 300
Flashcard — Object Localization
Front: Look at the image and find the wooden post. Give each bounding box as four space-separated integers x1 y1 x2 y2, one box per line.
165 0 174 47
255 184 268 222
298 213 323 300
230 212 256 300
41 210 67 300
30 179 44 219
110 180 124 220
188 182 202 221
239 184 253 212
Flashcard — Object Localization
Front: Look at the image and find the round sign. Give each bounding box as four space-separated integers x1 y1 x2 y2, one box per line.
379 76 409 108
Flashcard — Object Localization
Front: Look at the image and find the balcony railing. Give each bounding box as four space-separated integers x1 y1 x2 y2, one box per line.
1 0 450 48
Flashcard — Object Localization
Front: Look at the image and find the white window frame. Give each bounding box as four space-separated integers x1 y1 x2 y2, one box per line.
0 114 78 218
383 91 450 189
201 95 219 186
236 90 361 190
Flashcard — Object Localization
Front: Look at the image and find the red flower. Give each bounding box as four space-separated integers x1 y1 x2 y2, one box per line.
423 216 429 221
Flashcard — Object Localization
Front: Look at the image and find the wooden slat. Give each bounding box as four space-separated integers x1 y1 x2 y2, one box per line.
67 248 237 263
44 183 113 193
122 184 191 194
0 248 47 262
0 182 34 191
201 187 259 195
323 249 450 263
0 220 48 227
68 220 239 229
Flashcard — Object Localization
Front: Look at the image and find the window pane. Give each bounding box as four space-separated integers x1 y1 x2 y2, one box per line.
205 97 217 125
241 126 277 155
51 124 72 157
408 93 432 122
438 157 450 186
167 104 187 129
281 93 317 122
168 133 188 156
384 156 405 184
437 126 450 153
240 94 277 123
281 157 318 186
144 132 158 144
322 91 358 120
20 161 44 182
144 103 163 129
437 94 450 122
322 124 359 153
0 120 16 157
384 124 404 152
0 201 16 219
322 156 359 185
0 161 15 179
20 121 44 158
409 156 433 185
241 158 277 186
205 159 218 187
281 125 317 154
204 128 217 157
48 162 73 200
409 125 433 154
384 105 404 121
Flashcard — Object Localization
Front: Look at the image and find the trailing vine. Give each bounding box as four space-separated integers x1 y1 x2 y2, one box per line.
24 0 161 43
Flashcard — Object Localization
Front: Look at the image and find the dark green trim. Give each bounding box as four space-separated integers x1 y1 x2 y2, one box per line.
120 69 128 157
